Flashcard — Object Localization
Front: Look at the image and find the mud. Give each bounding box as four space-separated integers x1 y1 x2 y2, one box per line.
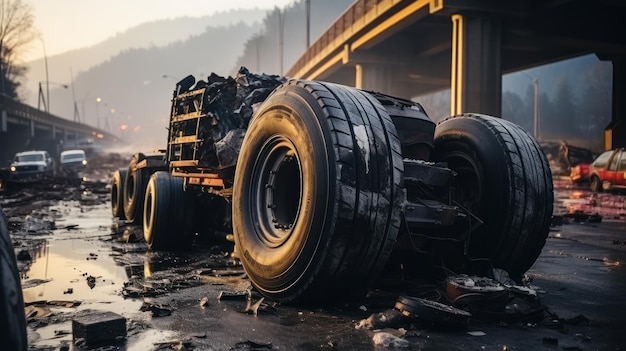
1 156 626 350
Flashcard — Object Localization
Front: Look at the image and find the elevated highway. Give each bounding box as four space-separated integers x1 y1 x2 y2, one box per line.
287 0 626 149
0 95 119 164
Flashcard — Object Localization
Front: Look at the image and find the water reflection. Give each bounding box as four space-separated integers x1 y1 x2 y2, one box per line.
21 236 134 307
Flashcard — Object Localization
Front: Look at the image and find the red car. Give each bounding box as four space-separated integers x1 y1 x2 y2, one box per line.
588 148 626 192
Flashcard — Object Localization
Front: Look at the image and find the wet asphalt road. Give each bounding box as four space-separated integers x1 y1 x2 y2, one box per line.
2 170 626 350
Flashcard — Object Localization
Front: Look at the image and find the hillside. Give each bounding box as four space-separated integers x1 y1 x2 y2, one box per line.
22 9 268 107
39 21 262 150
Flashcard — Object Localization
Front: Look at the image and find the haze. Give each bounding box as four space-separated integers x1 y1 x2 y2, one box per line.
25 0 293 61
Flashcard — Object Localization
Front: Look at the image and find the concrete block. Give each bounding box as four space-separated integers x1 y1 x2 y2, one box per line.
72 311 127 346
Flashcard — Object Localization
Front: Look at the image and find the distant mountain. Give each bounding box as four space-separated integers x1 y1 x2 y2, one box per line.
37 20 263 151
22 9 268 106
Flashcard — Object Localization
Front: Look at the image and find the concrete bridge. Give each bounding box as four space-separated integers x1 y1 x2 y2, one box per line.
0 95 119 164
287 0 626 149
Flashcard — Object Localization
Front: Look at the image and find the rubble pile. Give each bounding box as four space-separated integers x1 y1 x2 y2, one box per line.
170 67 286 170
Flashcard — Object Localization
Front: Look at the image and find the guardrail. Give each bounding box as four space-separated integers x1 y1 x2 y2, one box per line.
288 0 387 77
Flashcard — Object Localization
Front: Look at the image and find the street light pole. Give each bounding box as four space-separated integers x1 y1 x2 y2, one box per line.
70 67 80 122
37 81 68 113
39 37 50 113
306 0 310 48
96 97 102 129
37 82 47 112
278 8 285 75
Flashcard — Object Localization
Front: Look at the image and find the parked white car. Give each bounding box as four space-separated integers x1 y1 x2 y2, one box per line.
59 149 88 176
9 150 55 181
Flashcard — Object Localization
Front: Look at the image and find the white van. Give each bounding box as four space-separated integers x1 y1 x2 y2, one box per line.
59 149 88 176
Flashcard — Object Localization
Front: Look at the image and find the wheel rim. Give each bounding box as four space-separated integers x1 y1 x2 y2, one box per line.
251 136 302 248
143 184 154 244
443 152 482 213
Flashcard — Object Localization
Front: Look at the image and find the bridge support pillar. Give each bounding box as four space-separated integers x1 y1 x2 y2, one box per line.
355 64 393 94
605 58 626 150
450 13 502 116
30 120 35 137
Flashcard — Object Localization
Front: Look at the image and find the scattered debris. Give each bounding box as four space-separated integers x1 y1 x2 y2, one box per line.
372 332 409 348
232 340 272 350
242 297 274 316
562 211 603 223
150 305 172 317
603 258 620 266
154 340 194 350
395 296 471 328
23 213 55 233
63 288 73 295
86 275 96 289
445 275 509 312
356 309 406 330
20 278 51 289
199 296 209 308
140 301 172 317
72 310 127 347
16 249 32 261
217 289 250 301
467 331 486 337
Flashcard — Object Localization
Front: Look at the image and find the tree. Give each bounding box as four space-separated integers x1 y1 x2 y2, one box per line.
502 90 529 132
0 0 37 99
579 61 612 138
551 76 577 138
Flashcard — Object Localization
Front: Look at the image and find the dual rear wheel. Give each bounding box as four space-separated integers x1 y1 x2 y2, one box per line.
232 83 553 302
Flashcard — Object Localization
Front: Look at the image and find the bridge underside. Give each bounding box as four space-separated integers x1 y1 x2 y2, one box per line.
289 0 626 149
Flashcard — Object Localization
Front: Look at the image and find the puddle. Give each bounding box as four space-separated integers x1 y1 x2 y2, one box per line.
19 201 145 349
22 202 133 305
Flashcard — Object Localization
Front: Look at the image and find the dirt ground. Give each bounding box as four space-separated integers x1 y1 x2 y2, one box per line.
1 155 625 351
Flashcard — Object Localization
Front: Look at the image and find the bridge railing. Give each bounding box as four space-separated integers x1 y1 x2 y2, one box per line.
0 94 109 135
288 0 386 77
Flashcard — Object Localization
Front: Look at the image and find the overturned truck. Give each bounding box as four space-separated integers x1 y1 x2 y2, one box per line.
111 67 553 303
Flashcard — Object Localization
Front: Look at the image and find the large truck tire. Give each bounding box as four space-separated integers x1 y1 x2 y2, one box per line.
143 171 193 250
0 206 28 351
233 80 404 303
433 113 553 278
111 167 127 219
123 153 148 223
